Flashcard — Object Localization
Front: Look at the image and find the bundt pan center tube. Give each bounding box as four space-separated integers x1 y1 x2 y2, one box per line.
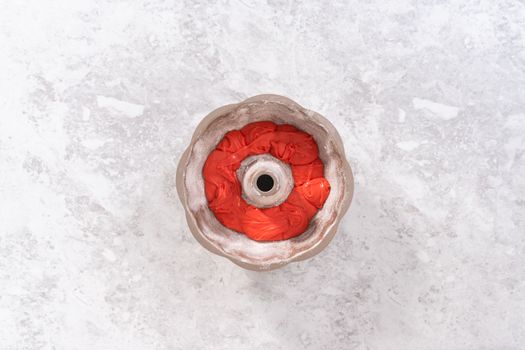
176 94 354 271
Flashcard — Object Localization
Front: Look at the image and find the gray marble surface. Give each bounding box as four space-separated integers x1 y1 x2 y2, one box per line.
1 1 525 349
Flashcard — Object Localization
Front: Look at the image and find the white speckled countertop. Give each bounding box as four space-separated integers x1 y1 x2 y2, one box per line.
1 1 524 349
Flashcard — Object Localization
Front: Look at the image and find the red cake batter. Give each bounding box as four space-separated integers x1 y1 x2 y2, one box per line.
203 121 330 241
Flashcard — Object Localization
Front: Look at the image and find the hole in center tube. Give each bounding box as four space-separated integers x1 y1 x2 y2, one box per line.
256 174 274 192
